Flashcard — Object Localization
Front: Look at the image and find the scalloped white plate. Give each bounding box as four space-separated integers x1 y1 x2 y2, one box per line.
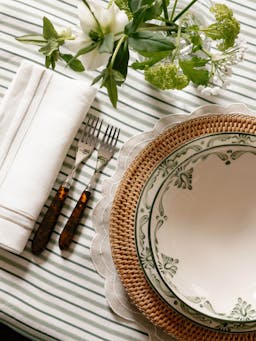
148 132 256 322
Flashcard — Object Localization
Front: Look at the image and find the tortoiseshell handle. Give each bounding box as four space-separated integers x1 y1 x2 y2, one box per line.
31 185 69 255
59 190 91 250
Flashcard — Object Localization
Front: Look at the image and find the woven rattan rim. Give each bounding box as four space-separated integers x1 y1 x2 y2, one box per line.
110 114 256 341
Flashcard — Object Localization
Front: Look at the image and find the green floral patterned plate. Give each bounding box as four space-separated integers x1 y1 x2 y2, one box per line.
135 132 256 332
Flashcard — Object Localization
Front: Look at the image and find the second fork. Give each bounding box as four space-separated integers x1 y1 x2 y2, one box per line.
31 114 102 255
59 124 120 251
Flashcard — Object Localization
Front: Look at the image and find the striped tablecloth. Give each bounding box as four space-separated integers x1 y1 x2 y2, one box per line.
0 1 255 340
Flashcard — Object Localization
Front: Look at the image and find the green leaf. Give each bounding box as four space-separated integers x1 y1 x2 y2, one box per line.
125 6 148 34
100 68 119 108
45 55 51 68
43 17 58 40
179 58 209 85
39 40 59 56
128 0 154 13
190 56 209 67
99 33 114 54
91 72 105 86
74 42 98 58
106 77 118 108
112 70 125 85
143 0 162 21
131 51 169 70
61 54 85 72
15 35 47 46
112 39 129 78
128 31 175 54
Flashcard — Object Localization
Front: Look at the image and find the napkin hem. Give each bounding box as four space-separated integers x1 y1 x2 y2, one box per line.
0 217 32 254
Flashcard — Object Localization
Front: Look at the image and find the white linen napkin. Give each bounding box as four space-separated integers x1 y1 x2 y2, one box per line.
0 60 97 254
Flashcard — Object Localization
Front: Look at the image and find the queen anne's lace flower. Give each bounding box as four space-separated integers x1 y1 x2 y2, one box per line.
66 1 128 70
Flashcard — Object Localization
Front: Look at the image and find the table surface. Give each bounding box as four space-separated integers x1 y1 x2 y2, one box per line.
0 1 255 340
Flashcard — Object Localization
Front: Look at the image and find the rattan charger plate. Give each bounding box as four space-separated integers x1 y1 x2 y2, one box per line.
110 114 256 341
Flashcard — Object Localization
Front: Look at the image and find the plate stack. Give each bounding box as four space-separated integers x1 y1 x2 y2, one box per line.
110 114 256 340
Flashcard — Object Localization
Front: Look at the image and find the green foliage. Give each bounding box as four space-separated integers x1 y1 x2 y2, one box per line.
113 0 133 19
205 4 240 51
210 3 233 21
60 54 85 72
131 51 169 70
179 57 209 85
144 63 189 90
15 1 243 107
128 31 175 54
98 33 115 53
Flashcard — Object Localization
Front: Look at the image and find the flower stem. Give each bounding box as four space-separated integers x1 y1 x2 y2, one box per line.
170 0 179 21
171 23 182 61
138 24 179 32
109 34 127 69
173 0 199 22
81 0 104 36
162 0 169 22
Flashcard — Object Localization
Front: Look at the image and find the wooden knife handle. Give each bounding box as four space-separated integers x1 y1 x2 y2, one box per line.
31 185 69 255
59 190 91 250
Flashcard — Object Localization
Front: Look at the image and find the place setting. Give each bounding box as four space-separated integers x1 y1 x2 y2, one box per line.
92 104 256 340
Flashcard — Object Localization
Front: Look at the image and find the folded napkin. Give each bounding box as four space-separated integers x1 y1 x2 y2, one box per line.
0 60 97 254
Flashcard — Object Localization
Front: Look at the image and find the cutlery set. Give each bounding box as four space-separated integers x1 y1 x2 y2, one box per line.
32 115 120 255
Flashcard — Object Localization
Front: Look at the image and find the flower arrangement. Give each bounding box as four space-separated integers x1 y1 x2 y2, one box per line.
16 0 245 107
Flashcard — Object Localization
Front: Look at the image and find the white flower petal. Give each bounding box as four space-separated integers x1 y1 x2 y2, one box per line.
80 48 110 71
108 3 129 37
78 2 97 34
65 31 91 53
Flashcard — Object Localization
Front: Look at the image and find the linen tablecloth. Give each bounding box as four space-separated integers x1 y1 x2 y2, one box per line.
0 1 255 340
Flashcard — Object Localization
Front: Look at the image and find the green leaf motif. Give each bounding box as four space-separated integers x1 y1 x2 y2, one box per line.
159 254 179 277
128 31 175 54
173 167 193 190
230 298 256 321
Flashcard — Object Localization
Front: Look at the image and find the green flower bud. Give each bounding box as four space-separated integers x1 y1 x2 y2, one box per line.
145 63 189 90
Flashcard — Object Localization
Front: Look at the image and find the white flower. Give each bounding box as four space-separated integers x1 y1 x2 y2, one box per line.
57 27 75 40
66 1 129 70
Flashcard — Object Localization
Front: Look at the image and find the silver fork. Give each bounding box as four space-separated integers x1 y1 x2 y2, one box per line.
31 114 102 255
59 124 120 250
63 115 102 188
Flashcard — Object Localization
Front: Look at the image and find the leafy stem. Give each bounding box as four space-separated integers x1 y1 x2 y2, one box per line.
173 0 199 22
162 0 169 21
171 22 182 61
109 34 127 69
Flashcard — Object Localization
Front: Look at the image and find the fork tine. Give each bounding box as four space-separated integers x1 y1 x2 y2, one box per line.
96 119 103 138
102 124 110 143
84 116 99 142
81 115 93 141
80 116 91 141
106 125 114 144
109 127 118 144
113 128 120 147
